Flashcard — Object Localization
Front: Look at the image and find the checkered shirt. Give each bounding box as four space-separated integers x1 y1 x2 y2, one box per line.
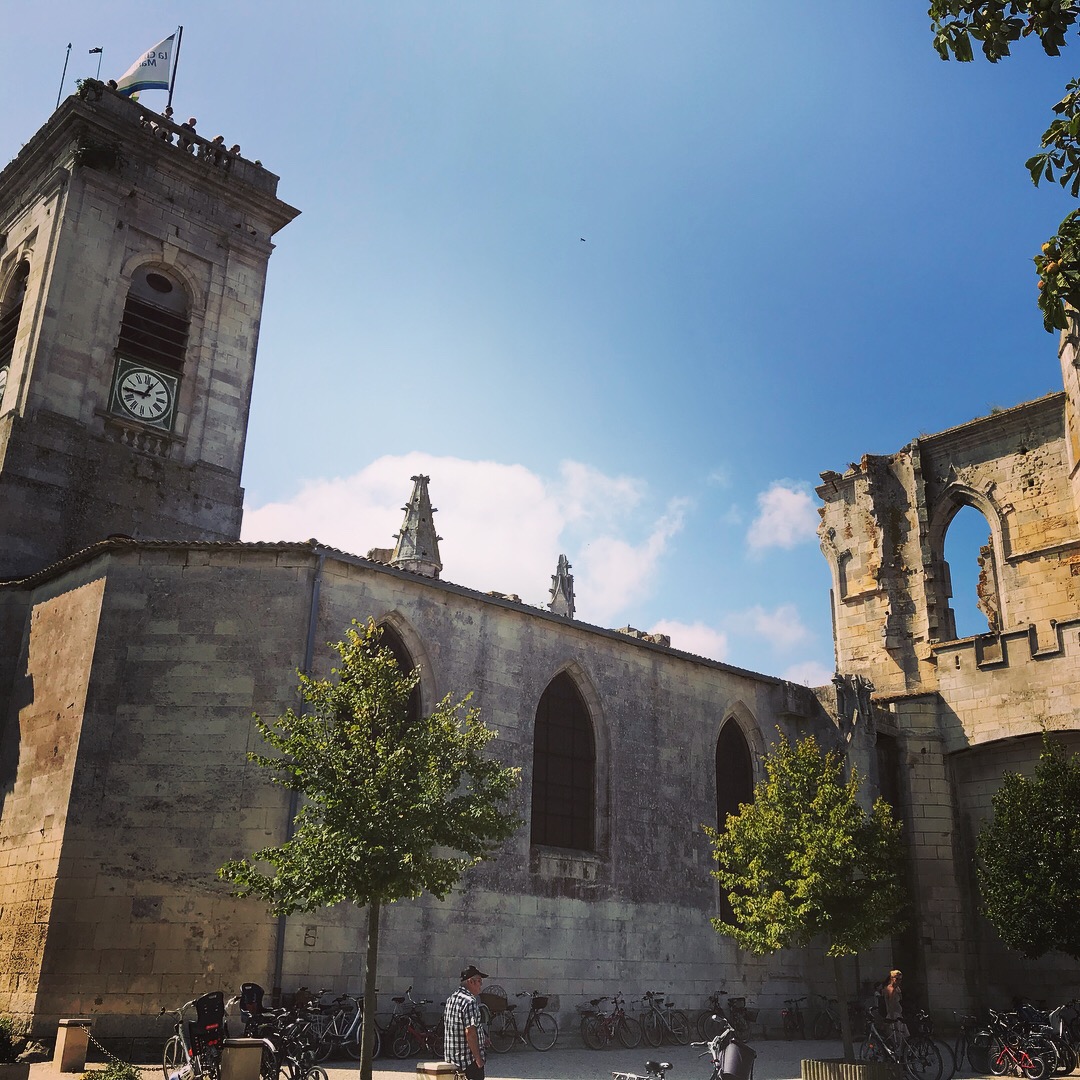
443 985 485 1069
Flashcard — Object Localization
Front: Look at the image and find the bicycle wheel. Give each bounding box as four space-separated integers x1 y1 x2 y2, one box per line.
163 1035 187 1080
527 1012 559 1051
303 1069 329 1080
905 1034 944 1080
670 1010 691 1045
643 1011 663 1047
1023 1055 1051 1080
487 1012 516 1054
391 1033 416 1059
344 1023 380 1060
989 1037 1010 1076
732 1015 751 1042
812 1012 832 1040
969 1032 992 1074
698 1012 722 1040
936 1039 957 1080
582 1015 606 1051
617 1016 642 1050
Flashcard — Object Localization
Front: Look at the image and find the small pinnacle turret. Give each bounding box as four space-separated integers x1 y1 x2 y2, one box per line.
391 474 443 578
548 553 575 618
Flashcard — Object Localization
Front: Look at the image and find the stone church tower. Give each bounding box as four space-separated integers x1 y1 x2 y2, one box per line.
0 83 297 578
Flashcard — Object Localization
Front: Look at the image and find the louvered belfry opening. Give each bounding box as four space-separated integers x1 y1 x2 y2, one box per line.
117 269 189 372
0 261 30 368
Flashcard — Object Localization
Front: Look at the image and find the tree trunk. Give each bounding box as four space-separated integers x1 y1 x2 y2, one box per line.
834 952 856 1062
360 899 381 1080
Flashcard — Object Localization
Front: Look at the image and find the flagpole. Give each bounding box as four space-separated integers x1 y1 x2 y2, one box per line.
167 25 183 110
55 42 71 111
93 49 103 80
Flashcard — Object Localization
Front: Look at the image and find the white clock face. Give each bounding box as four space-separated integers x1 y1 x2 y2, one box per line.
118 367 172 421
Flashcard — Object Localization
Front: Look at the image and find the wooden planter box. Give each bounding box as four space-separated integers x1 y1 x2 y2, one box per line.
802 1059 903 1080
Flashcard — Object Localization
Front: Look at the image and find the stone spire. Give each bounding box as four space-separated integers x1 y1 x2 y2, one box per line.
391 475 442 578
548 554 575 618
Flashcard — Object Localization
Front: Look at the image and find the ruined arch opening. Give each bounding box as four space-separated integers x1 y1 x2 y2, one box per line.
531 671 596 851
942 503 999 639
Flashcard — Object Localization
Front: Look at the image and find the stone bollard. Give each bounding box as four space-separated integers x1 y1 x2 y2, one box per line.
54 1019 92 1073
416 1063 460 1080
219 1039 268 1080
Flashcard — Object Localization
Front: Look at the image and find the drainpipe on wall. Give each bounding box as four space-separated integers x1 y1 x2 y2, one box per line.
270 544 325 1004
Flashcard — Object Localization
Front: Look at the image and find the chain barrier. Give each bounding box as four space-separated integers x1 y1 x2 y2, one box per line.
85 1027 139 1070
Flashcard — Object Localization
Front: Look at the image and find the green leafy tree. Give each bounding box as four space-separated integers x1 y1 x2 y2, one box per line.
219 620 521 1080
928 2 1080 330
707 732 907 1061
976 732 1080 958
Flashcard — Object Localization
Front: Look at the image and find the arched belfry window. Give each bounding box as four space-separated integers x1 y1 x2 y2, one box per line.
109 267 188 429
378 624 421 723
0 260 30 370
715 718 754 922
531 672 595 850
117 266 190 372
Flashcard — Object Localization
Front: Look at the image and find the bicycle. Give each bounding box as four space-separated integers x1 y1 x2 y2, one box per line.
707 992 754 1042
859 1009 944 1080
696 992 734 1041
692 1021 757 1080
984 1009 1050 1080
782 997 807 1039
485 991 559 1052
940 1011 982 1079
640 991 690 1047
580 994 643 1050
161 993 228 1080
612 1060 673 1080
811 994 843 1040
384 987 439 1059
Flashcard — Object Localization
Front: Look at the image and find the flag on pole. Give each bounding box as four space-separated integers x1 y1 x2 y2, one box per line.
115 34 175 97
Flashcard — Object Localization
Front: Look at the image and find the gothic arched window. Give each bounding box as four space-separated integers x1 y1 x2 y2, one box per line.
715 718 754 922
531 672 595 850
378 623 421 723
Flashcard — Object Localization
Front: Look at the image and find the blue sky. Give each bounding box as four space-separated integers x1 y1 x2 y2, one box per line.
4 3 1076 683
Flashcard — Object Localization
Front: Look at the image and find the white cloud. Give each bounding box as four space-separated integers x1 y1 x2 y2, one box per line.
242 453 682 625
727 603 810 650
746 481 819 553
647 618 728 662
782 660 834 687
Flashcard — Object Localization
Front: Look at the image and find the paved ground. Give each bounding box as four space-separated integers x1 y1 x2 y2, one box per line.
317 1040 836 1080
310 1038 987 1080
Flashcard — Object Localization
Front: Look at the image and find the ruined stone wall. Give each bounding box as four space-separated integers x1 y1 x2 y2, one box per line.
818 394 1078 700
1 541 836 1037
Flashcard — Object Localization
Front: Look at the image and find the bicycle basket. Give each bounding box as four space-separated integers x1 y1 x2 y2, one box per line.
532 996 549 1012
480 991 507 1015
728 997 745 1010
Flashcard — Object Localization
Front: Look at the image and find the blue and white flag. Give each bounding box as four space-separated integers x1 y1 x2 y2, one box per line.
115 34 174 97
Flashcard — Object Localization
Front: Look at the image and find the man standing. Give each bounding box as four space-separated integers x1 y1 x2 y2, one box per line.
444 965 487 1080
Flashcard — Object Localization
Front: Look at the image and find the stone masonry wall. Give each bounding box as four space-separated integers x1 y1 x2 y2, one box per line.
4 541 837 1037
0 568 106 1020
